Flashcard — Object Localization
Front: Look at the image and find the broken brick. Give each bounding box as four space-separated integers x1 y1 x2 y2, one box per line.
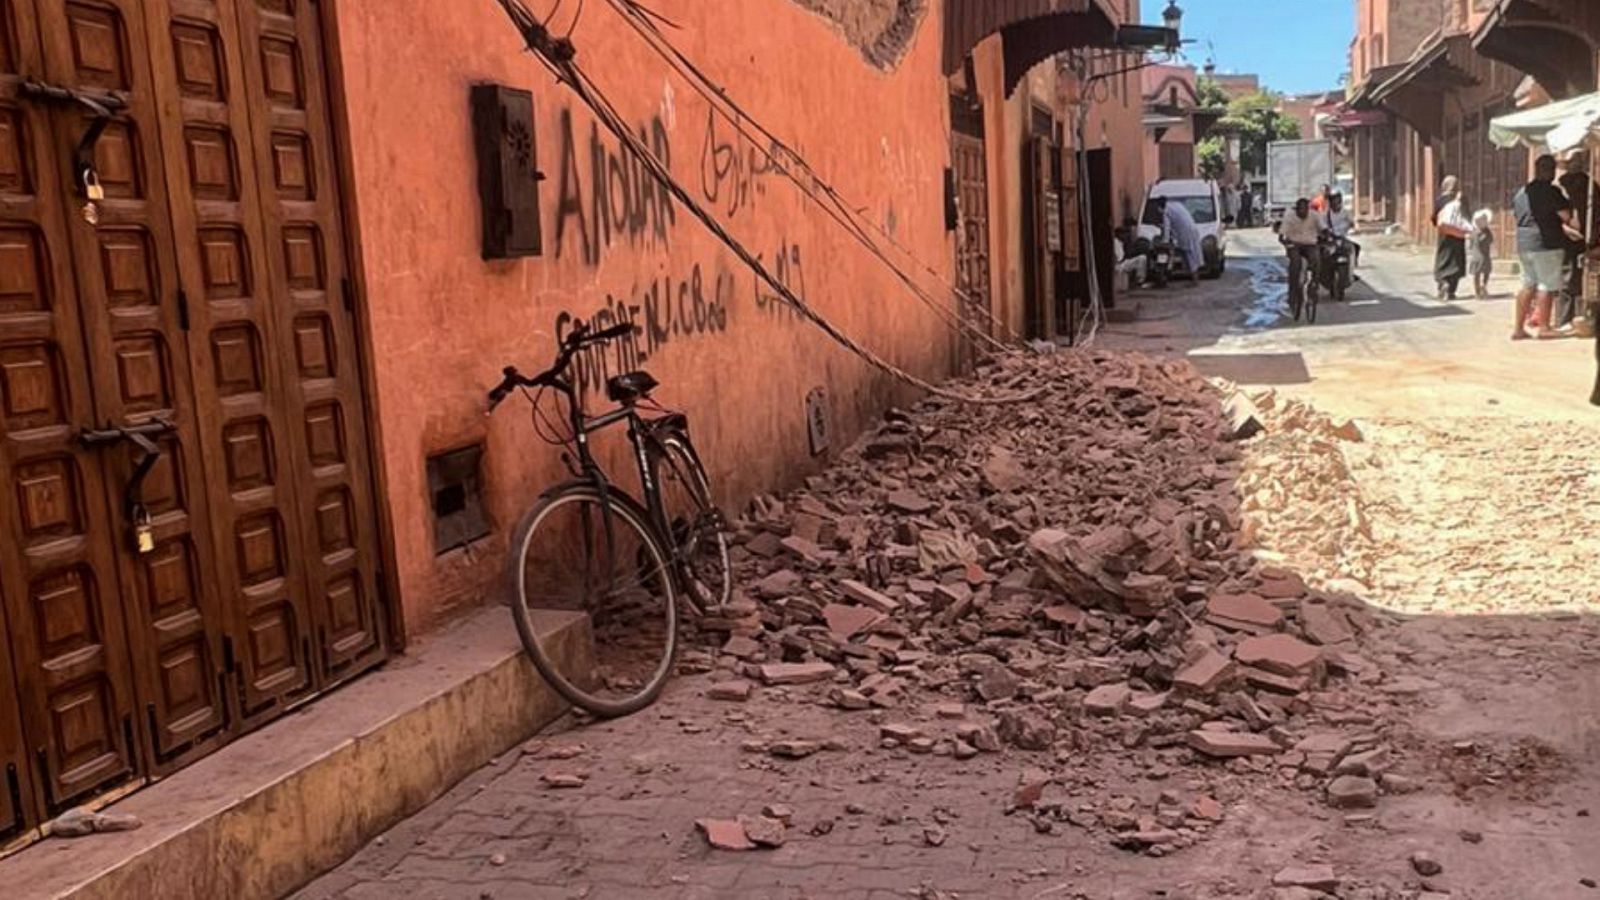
696 818 755 850
1272 865 1340 891
757 662 836 685
1205 592 1283 631
838 579 899 614
708 680 753 702
1083 682 1133 716
1235 634 1321 676
1186 730 1280 758
1173 649 1236 695
1326 775 1378 809
822 603 883 639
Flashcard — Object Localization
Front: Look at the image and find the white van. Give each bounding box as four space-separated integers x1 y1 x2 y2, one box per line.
1136 179 1230 278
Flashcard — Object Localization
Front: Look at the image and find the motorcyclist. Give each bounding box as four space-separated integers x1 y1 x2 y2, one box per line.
1325 192 1360 268
1278 198 1326 311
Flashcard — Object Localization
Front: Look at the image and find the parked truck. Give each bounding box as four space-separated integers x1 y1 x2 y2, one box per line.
1265 139 1336 223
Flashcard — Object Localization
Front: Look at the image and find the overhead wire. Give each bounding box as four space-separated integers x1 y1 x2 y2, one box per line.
604 0 1027 353
488 1 1040 405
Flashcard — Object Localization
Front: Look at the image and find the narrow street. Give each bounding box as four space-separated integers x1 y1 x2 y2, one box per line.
296 237 1600 900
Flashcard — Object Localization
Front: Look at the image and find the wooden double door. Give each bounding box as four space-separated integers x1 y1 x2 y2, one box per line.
0 0 386 841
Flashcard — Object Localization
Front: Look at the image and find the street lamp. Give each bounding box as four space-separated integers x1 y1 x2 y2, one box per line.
1162 2 1183 51
1162 1 1183 34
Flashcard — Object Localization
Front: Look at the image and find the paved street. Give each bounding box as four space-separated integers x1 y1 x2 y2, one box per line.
297 236 1600 900
1101 228 1595 422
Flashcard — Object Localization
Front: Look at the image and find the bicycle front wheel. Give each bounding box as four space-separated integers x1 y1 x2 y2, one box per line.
507 484 678 717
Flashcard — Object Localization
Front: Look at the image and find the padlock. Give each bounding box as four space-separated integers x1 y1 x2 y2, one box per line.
132 506 155 554
82 168 105 201
79 169 104 225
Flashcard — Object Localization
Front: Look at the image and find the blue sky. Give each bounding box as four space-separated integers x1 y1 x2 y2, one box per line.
1150 0 1356 95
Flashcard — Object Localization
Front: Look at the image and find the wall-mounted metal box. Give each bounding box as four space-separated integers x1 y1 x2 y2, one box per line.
471 83 543 259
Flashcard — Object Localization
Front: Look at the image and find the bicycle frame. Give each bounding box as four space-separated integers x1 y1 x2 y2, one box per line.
541 371 687 578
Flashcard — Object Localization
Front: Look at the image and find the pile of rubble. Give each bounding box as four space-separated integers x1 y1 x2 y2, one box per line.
1230 388 1379 589
688 350 1413 858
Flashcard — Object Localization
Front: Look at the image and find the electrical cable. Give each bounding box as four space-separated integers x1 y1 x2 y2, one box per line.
613 0 1022 349
490 2 1040 405
603 0 1026 353
563 0 586 39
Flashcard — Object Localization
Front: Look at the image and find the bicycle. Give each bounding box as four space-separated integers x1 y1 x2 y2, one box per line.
1284 242 1320 324
487 323 731 716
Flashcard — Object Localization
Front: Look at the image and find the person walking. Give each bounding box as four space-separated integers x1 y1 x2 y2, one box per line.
1511 154 1573 340
1432 176 1472 300
1468 208 1494 300
1238 186 1254 228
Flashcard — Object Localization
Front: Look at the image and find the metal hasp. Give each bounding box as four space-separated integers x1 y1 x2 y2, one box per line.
16 79 127 222
78 418 176 554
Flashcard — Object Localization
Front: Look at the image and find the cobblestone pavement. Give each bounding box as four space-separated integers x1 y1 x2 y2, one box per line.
297 613 1600 900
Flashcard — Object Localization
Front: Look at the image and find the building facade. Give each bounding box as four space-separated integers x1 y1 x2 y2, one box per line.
0 0 1163 847
1142 63 1201 181
1345 0 1560 254
0 0 970 845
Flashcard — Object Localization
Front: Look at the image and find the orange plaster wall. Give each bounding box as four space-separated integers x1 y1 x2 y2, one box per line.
330 0 956 633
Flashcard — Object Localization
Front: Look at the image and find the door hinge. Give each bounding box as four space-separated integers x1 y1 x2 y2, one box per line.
5 764 22 825
176 288 191 331
32 749 54 811
340 277 356 312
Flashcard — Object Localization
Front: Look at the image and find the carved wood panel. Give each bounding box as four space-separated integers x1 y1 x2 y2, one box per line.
141 0 318 729
0 0 385 831
233 0 385 686
0 0 141 815
37 0 232 775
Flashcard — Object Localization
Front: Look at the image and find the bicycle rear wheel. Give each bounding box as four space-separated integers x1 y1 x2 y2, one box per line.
507 483 678 717
655 433 731 614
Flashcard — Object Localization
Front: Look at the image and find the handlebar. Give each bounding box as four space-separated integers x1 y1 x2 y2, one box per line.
486 322 638 412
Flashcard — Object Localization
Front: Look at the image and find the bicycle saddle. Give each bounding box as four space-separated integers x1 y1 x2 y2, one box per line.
606 370 659 403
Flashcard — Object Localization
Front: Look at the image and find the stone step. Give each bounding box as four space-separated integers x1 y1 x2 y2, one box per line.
1 606 590 900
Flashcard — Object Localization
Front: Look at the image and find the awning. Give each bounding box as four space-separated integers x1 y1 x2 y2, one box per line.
1472 0 1597 100
1327 109 1389 130
1346 63 1407 110
942 0 1121 94
1489 90 1600 153
1190 108 1223 141
1367 33 1479 139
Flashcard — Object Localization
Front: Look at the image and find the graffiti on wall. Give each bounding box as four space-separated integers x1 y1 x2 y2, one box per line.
554 262 735 396
546 104 809 396
753 240 807 325
554 108 676 266
699 109 784 220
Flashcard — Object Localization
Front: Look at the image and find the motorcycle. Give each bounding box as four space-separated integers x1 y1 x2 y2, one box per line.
1318 235 1354 303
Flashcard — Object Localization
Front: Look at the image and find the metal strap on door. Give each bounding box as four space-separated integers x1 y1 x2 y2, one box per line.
16 79 125 224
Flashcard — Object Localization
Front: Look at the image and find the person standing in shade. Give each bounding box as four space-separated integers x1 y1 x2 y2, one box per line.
1557 154 1597 330
1432 176 1472 301
1238 186 1254 228
1511 154 1573 340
